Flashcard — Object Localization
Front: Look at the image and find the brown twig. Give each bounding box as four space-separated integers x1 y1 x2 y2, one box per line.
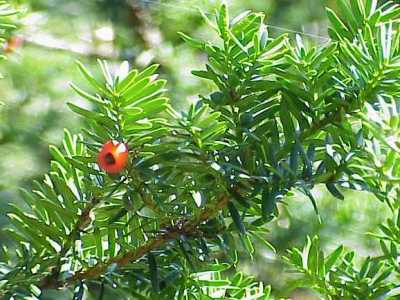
38 176 128 289
38 194 230 289
38 196 99 289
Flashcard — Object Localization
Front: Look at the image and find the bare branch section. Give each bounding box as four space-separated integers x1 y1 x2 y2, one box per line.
24 32 119 59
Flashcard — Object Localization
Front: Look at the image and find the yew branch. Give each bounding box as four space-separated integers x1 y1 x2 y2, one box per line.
38 194 230 290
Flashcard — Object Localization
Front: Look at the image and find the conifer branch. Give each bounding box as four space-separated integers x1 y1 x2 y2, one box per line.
38 194 230 289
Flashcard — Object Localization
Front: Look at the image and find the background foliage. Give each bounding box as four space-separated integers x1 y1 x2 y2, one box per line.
0 0 400 299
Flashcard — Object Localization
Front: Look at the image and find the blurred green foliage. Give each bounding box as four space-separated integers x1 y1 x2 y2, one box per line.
0 1 394 298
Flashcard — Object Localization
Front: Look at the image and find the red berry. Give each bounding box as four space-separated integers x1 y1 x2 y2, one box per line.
97 140 129 174
4 36 24 53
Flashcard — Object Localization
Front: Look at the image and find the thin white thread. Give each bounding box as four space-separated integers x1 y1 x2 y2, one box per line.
140 0 331 42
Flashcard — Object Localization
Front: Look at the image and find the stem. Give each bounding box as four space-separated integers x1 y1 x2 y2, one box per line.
99 281 105 300
38 197 99 289
38 177 128 289
131 168 163 215
72 194 229 282
39 194 230 289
